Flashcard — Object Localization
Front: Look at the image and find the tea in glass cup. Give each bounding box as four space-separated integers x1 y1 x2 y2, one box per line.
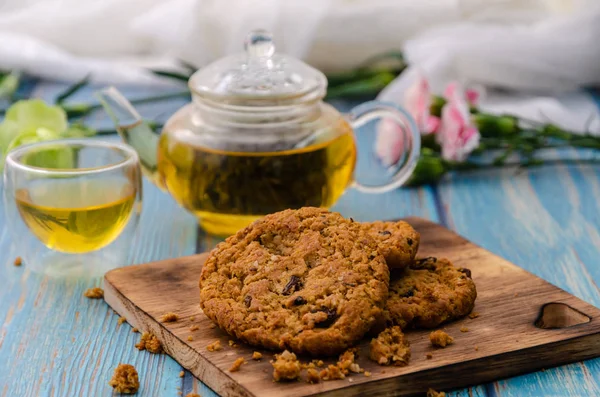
3 139 142 278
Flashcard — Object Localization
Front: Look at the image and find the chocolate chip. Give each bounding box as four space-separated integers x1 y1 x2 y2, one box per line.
244 295 252 307
378 230 392 236
401 289 414 298
407 238 413 246
458 268 472 278
282 275 303 295
350 218 355 222
293 296 306 305
315 307 338 328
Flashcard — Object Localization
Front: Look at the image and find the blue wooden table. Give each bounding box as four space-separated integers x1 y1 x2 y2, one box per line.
1 78 600 397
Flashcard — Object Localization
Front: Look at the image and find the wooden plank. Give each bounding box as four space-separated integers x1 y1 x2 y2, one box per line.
437 162 600 396
104 217 600 397
0 82 198 396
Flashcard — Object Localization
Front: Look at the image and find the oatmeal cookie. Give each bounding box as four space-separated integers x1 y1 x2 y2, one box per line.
199 207 389 356
361 220 420 269
385 257 476 329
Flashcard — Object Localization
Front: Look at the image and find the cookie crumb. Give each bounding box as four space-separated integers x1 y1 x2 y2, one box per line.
369 326 410 366
179 371 184 378
427 388 446 397
185 394 201 397
189 316 195 321
206 340 222 352
314 359 324 367
337 348 361 374
229 357 245 372
108 364 139 394
132 328 139 333
319 364 345 381
84 287 103 299
187 335 193 342
306 368 320 383
135 332 162 353
117 317 127 325
426 353 433 359
229 340 238 348
13 257 22 266
189 325 200 331
160 312 178 323
429 330 454 348
364 371 372 377
475 346 479 351
514 292 519 297
252 352 263 360
272 350 302 381
460 327 469 333
468 312 480 319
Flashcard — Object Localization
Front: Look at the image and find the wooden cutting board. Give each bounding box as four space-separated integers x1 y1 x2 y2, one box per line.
103 217 600 397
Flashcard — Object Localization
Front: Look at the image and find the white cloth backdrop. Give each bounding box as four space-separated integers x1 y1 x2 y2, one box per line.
0 0 598 132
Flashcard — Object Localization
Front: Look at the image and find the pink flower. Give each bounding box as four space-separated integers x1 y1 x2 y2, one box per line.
374 75 439 166
444 81 482 107
374 118 405 167
405 76 440 134
436 91 481 162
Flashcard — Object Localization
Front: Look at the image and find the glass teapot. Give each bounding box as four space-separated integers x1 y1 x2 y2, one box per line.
97 30 420 236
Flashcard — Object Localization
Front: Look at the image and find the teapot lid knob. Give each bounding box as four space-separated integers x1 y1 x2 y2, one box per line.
188 29 326 106
245 30 275 60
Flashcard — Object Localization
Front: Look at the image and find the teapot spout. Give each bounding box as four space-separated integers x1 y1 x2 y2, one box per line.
95 87 164 189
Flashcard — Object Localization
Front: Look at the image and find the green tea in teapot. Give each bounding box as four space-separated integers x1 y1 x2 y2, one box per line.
157 120 356 236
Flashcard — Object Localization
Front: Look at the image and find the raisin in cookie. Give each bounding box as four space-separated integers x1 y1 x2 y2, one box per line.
361 221 420 269
385 257 476 329
199 207 389 356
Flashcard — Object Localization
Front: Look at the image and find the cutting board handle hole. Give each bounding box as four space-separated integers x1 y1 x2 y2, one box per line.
535 302 591 329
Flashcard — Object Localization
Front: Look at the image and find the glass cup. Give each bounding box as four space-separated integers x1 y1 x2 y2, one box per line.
3 139 142 278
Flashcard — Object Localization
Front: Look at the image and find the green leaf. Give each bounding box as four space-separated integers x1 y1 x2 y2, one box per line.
0 71 21 100
0 119 19 153
150 69 191 82
63 123 97 137
406 149 448 186
5 99 68 135
55 75 90 104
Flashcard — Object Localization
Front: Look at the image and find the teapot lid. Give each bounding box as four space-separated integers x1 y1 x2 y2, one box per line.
188 30 327 106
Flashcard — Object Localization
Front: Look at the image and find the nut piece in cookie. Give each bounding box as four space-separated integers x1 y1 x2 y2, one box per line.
272 350 302 382
369 326 411 366
361 220 420 269
108 364 139 394
429 330 454 348
385 257 477 329
199 207 389 356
